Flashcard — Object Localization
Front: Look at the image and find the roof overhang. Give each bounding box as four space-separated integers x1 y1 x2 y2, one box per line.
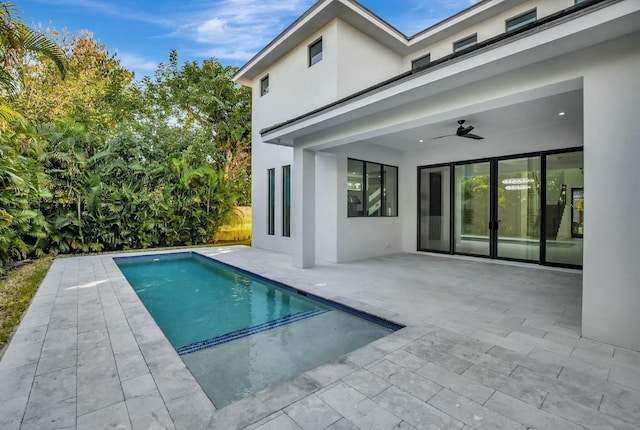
233 0 533 86
259 0 639 147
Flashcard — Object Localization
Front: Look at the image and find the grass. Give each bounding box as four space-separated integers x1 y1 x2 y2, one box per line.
0 239 251 354
0 257 52 351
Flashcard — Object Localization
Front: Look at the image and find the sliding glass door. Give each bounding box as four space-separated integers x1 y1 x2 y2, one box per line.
496 156 541 261
418 149 583 268
418 165 451 252
454 162 491 256
545 152 584 266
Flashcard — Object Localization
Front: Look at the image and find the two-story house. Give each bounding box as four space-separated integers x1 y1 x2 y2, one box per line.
234 0 640 350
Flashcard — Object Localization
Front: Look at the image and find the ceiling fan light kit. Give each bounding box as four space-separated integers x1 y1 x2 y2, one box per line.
432 119 485 140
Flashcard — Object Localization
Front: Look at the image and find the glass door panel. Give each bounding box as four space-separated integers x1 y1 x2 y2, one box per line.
419 166 451 252
545 151 584 266
496 157 541 261
454 162 491 256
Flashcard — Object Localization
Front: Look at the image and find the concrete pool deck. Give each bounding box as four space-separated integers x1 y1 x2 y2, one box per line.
1 246 639 429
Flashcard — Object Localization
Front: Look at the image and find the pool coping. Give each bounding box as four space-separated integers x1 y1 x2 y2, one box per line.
110 248 417 427
7 246 632 430
0 246 418 429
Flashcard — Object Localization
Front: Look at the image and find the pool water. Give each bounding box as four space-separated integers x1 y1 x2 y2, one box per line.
115 252 399 407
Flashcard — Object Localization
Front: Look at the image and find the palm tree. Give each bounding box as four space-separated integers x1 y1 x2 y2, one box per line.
0 2 67 122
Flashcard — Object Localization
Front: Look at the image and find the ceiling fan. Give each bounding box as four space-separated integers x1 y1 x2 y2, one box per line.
432 120 484 140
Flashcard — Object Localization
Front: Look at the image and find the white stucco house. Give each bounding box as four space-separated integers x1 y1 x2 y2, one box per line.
234 0 640 351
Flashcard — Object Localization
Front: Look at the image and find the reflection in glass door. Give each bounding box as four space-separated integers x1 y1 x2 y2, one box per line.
496 156 541 261
454 162 491 256
417 149 583 268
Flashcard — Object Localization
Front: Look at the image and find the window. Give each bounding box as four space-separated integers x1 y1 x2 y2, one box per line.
347 158 398 217
506 9 537 32
309 38 323 66
411 54 431 71
260 75 269 96
282 165 291 237
267 168 275 235
453 34 477 52
575 0 586 3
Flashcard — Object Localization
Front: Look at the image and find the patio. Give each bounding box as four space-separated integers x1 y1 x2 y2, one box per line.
1 246 638 429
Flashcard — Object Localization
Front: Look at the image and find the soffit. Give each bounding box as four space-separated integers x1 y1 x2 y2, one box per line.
259 0 638 145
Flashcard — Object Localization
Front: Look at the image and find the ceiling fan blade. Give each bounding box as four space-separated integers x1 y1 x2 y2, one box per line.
431 134 455 140
464 133 484 140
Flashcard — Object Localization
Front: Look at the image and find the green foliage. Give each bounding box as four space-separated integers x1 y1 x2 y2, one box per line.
0 257 52 348
0 11 252 267
1 2 66 122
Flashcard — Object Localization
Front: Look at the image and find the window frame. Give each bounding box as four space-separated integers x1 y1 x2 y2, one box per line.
411 53 431 71
453 34 477 53
347 158 398 218
282 165 291 237
505 8 537 32
267 168 275 235
308 38 323 67
260 74 269 96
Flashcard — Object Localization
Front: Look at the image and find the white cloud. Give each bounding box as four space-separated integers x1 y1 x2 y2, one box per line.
173 0 315 61
116 52 157 72
195 17 227 40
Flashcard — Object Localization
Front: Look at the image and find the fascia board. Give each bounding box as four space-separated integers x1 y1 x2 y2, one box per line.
261 1 640 145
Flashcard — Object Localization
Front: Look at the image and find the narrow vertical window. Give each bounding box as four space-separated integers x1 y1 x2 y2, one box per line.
453 34 477 52
282 165 291 237
267 168 275 235
260 75 269 96
506 9 536 32
309 38 323 67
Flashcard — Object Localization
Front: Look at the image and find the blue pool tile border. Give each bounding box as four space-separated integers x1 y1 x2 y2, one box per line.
192 252 404 332
114 251 404 333
176 309 330 356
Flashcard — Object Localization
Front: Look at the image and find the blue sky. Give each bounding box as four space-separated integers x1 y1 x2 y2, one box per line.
18 0 479 79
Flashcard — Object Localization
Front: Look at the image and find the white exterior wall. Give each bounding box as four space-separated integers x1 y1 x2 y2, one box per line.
404 0 577 67
250 20 340 253
335 19 404 98
251 17 405 255
332 142 403 262
581 32 640 351
242 0 640 350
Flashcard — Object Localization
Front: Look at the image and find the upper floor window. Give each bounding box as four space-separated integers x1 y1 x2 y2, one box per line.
260 75 269 96
575 0 586 3
348 158 398 218
412 53 431 71
453 34 477 53
506 9 537 32
309 38 323 67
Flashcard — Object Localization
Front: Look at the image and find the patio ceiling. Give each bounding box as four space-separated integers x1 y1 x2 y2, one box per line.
361 89 584 153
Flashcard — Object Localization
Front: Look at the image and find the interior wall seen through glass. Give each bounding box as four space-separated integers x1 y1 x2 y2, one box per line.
419 166 451 252
545 151 584 266
366 162 382 216
496 156 541 261
383 166 398 217
347 159 364 217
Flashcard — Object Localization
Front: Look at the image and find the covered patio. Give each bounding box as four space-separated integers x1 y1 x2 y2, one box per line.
1 246 638 429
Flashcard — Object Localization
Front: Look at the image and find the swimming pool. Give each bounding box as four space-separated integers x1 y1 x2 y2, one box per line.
115 252 401 407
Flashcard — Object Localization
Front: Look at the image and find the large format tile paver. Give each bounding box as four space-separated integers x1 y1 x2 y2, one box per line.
1 246 640 429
